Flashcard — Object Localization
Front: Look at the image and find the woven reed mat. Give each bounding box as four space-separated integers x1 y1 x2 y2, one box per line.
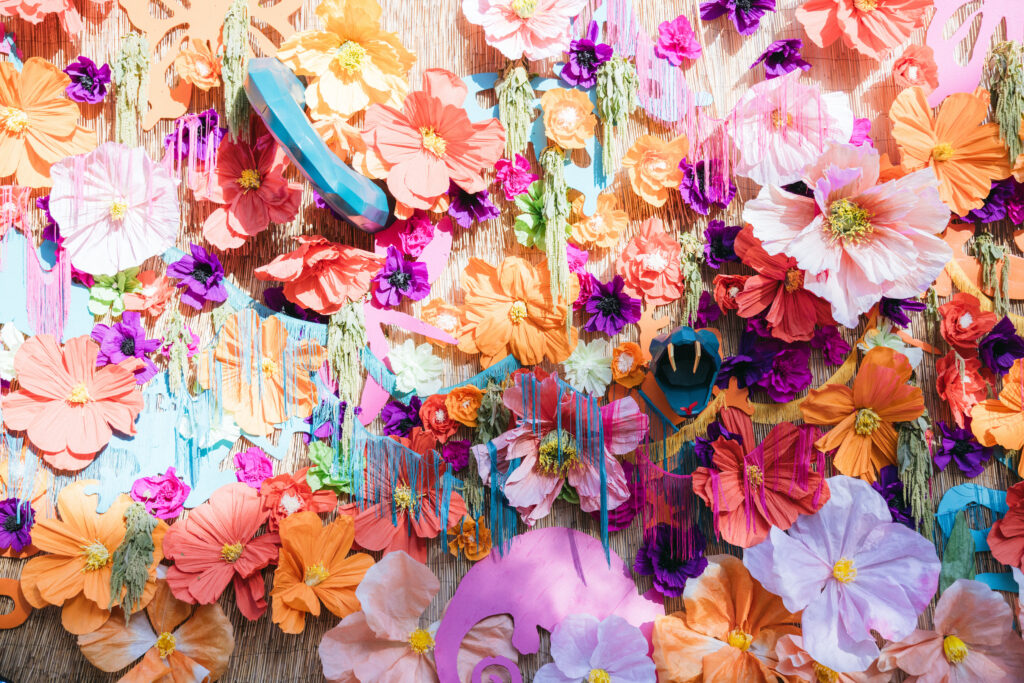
0 0 1019 680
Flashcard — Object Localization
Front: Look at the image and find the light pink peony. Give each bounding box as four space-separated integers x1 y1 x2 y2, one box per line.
461 0 588 61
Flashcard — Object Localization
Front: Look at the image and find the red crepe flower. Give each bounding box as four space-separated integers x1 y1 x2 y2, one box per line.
713 274 748 312
935 350 991 429
418 394 457 443
259 467 338 531
989 481 1024 573
938 293 998 357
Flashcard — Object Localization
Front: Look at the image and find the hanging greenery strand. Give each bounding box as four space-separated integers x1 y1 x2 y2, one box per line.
112 33 150 147
595 55 638 172
496 60 535 158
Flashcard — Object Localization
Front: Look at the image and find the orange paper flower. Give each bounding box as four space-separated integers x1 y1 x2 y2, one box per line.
541 87 597 150
612 341 646 388
972 358 1024 461
622 134 689 207
890 87 1012 216
173 39 222 91
617 217 683 306
571 193 628 249
122 270 175 318
801 347 925 482
796 0 930 61
420 298 465 346
445 385 484 428
447 516 492 562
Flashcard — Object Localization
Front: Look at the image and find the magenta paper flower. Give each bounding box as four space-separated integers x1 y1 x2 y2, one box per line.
535 614 655 683
744 476 940 672
234 447 273 488
462 0 589 61
130 467 190 519
654 15 702 66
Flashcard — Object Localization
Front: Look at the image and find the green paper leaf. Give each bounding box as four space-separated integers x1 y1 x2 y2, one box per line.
939 511 976 593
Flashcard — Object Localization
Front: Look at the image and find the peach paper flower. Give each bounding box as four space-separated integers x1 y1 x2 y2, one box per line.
541 87 596 150
892 44 939 94
622 134 689 207
617 217 683 306
775 634 887 683
796 0 931 61
461 0 589 61
174 39 221 91
571 192 628 249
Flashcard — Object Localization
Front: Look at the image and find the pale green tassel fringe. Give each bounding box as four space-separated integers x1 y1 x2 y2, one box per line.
679 232 704 324
596 56 638 172
112 33 150 147
539 146 571 332
897 414 934 539
221 0 250 140
496 62 534 158
972 233 1010 317
211 300 236 333
328 302 367 456
108 502 157 620
986 41 1024 160
163 308 192 396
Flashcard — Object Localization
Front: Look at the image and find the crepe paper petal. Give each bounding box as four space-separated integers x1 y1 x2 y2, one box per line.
0 577 31 628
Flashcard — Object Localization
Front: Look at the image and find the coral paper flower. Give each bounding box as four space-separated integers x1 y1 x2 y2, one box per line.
461 0 589 61
653 554 800 683
254 235 383 315
617 217 683 306
320 550 516 682
571 192 628 248
796 0 930 61
890 87 1012 216
801 347 925 482
0 57 95 188
200 134 303 250
971 358 1024 454
892 44 939 94
260 468 338 531
989 480 1024 572
878 579 1024 681
363 69 505 211
19 481 166 635
78 578 234 683
936 350 990 429
621 134 689 207
49 142 178 275
458 256 579 367
419 393 457 443
938 292 998 356
277 0 415 119
270 511 374 634
541 87 596 150
163 483 280 620
745 476 940 672
1 335 144 471
173 39 221 91
744 142 951 328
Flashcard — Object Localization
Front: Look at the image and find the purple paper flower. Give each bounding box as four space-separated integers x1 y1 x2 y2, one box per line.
879 297 926 328
654 15 702 66
700 0 776 36
703 220 742 268
692 291 720 328
694 420 742 468
163 109 226 162
130 467 190 519
583 275 642 336
589 460 642 531
448 181 500 230
934 420 993 479
870 465 913 527
978 316 1024 376
372 245 430 308
633 522 708 598
536 614 656 683
756 346 813 402
849 117 873 147
167 244 228 310
572 271 597 312
0 498 34 552
494 154 537 201
381 396 422 437
812 325 851 365
263 286 328 323
717 334 776 388
561 20 612 88
234 447 274 488
966 178 1022 223
441 439 471 472
90 311 161 384
751 38 810 79
679 158 736 215
745 315 774 338
63 56 111 104
303 399 345 444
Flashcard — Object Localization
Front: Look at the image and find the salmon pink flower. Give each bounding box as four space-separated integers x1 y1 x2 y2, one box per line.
617 217 683 306
796 0 931 61
462 0 589 61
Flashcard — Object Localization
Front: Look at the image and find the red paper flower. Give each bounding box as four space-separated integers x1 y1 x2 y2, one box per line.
713 274 748 312
935 350 991 429
938 293 998 357
419 394 457 444
259 468 338 531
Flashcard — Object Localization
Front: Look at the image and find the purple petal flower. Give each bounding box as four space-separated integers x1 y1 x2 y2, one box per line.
703 220 742 268
654 15 702 66
679 158 736 215
633 522 708 598
163 109 226 162
717 333 776 388
934 420 993 479
561 20 613 88
812 326 850 365
441 439 471 472
879 297 926 329
583 275 642 336
751 38 811 79
381 396 422 437
870 465 914 527
966 178 1018 223
167 244 228 310
448 181 500 230
372 245 431 308
692 291 720 328
262 286 328 323
90 311 161 384
0 498 34 552
63 56 111 104
537 614 656 683
694 420 742 468
494 154 537 201
978 316 1024 376
700 0 776 36
755 345 813 402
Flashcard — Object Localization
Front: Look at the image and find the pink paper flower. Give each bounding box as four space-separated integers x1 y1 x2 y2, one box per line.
654 15 702 66
796 0 930 62
461 0 589 61
234 446 273 489
743 142 951 327
129 467 190 520
617 216 683 306
494 154 537 201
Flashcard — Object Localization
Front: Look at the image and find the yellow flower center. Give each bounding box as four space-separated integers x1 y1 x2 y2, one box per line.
238 168 261 190
784 268 804 293
420 127 448 157
156 631 176 658
727 629 753 651
82 541 110 571
220 542 244 563
826 198 873 244
854 407 881 435
334 40 367 73
854 0 878 10
931 142 955 162
69 382 92 404
393 484 417 512
408 628 435 654
109 200 128 221
260 358 278 376
511 0 537 18
304 563 330 586
746 464 764 487
813 662 839 683
832 557 857 583
536 430 581 477
0 106 28 133
508 299 528 324
771 109 794 129
943 634 968 664
588 670 611 683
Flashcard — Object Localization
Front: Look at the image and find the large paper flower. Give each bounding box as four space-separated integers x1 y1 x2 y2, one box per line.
461 0 589 61
796 0 931 61
537 613 655 683
972 358 1024 454
0 57 95 187
541 87 596 150
48 142 178 275
621 134 689 207
276 0 415 119
989 480 1024 572
775 634 887 683
617 217 683 306
363 69 504 211
744 476 940 672
744 142 951 328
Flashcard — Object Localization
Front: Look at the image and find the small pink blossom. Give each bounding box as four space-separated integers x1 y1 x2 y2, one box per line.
654 15 702 66
234 446 273 488
130 466 190 519
494 154 537 201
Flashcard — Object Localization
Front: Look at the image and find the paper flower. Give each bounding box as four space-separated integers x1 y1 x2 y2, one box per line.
372 245 431 307
0 57 95 188
617 217 683 306
571 193 628 249
537 614 656 683
447 516 491 560
744 142 951 328
445 385 484 428
363 69 504 210
173 38 221 91
78 579 234 682
938 293 998 357
448 182 500 230
63 55 110 103
612 341 645 388
775 634 888 683
419 394 457 443
319 550 516 682
868 465 913 526
583 275 642 336
562 339 612 396
49 142 178 275
166 244 228 310
441 439 472 472
90 311 161 384
890 87 1012 216
122 270 175 318
654 15 701 65
130 467 190 520
0 498 33 553
751 38 811 79
990 480 1024 572
978 316 1024 376
745 476 940 672
699 0 775 35
255 235 383 315
277 0 415 119
461 0 589 61
234 447 274 488
936 351 989 430
796 0 930 61
653 554 799 682
878 297 925 328
381 396 422 436
541 87 597 150
892 44 939 94
633 523 707 598
0 322 25 384
812 325 851 365
494 154 537 201
703 220 741 269
679 158 736 216
260 468 338 531
622 134 689 207
200 134 303 250
163 108 225 162
971 359 1024 453
389 339 445 396
561 20 612 88
933 420 992 479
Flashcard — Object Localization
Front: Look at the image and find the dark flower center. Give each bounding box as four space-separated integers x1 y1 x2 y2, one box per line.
77 74 95 90
2 514 24 532
657 542 683 572
710 238 730 259
951 440 974 457
388 270 412 290
191 261 214 284
120 336 136 356
574 47 598 69
595 294 622 316
735 0 755 10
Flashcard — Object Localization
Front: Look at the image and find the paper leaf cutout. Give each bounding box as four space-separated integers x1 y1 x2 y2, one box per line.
939 510 976 592
935 483 1016 592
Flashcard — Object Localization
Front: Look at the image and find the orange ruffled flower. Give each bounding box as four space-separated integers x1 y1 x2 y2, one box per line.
420 298 465 346
571 193 628 249
270 511 374 634
19 481 167 635
447 516 492 562
122 270 175 318
445 385 484 428
254 235 383 315
458 256 579 367
890 87 1012 216
622 134 689 207
653 554 801 682
617 217 683 306
0 57 95 188
801 347 925 482
541 87 597 150
260 467 338 531
173 39 222 91
419 393 457 443
796 0 930 61
78 578 234 682
972 359 1024 465
612 341 646 388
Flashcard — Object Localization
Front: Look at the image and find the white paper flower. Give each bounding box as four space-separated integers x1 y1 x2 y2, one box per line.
389 339 444 396
562 339 612 396
0 323 25 382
